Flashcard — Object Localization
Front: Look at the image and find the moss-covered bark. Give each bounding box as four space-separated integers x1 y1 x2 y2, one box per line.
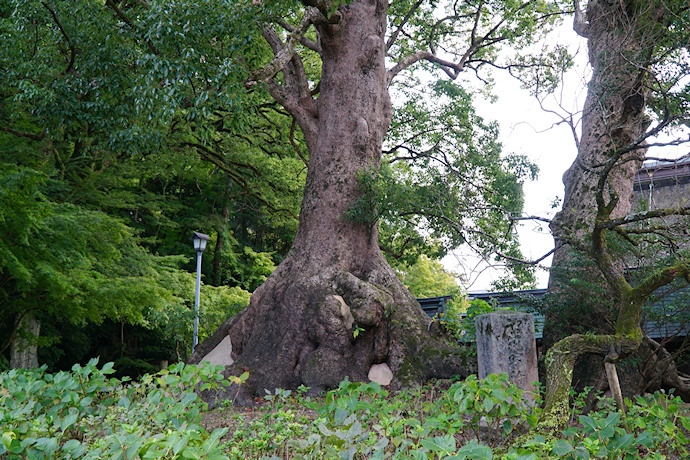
540 332 641 429
543 0 690 414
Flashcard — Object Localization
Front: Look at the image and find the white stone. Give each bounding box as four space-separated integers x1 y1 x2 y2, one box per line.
368 363 393 386
333 295 355 329
200 335 234 366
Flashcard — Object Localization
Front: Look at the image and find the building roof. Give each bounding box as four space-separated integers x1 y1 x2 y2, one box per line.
635 157 690 189
418 287 689 342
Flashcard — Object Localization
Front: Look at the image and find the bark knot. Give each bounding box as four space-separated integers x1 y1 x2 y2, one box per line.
353 116 369 149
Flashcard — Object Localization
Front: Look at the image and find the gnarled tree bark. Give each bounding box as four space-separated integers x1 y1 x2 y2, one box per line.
541 0 690 425
543 0 668 409
189 0 467 405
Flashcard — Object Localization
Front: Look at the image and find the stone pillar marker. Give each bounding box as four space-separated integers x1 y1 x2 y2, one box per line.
475 311 539 397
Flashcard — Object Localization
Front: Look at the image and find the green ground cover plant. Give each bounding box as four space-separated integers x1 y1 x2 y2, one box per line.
1 362 688 459
0 359 229 459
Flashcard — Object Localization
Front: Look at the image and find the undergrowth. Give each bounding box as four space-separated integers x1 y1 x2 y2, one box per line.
1 361 688 459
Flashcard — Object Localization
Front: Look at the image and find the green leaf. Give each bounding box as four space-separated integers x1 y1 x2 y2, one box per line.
420 434 456 454
579 415 598 431
181 392 197 406
60 411 79 432
572 446 591 459
34 437 59 456
551 439 574 456
609 432 635 452
63 439 87 457
453 440 493 459
1 432 14 449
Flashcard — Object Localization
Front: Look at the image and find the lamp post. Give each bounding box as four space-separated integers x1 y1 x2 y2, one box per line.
191 232 210 354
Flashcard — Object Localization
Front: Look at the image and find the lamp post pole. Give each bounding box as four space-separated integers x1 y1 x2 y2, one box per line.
193 249 202 353
191 232 210 355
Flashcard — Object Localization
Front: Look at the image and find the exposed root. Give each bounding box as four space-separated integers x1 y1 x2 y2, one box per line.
640 338 690 401
189 265 469 406
540 333 641 430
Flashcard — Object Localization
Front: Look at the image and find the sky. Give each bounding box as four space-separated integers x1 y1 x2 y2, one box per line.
444 23 589 291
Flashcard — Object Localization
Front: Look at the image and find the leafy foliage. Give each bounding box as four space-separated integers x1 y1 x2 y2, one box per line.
0 165 179 327
0 158 254 369
2 363 688 459
369 80 539 288
0 359 232 459
395 256 460 298
0 0 303 370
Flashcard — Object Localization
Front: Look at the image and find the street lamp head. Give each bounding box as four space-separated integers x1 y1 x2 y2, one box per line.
191 232 211 253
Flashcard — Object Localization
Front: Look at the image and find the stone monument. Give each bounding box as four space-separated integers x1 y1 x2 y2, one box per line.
475 311 539 399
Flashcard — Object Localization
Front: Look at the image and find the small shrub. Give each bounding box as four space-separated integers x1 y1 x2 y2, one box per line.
441 373 541 448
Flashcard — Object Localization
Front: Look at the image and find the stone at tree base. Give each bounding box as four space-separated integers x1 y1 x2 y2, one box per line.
368 363 393 386
200 335 234 367
475 311 539 400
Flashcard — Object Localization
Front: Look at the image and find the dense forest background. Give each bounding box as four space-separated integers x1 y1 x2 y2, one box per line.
0 72 461 375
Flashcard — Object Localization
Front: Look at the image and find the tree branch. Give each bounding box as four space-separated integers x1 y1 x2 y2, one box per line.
0 125 45 141
632 262 690 302
386 0 424 51
277 19 321 53
387 51 463 83
600 205 690 230
572 0 589 38
387 0 551 84
248 9 321 85
41 1 76 73
105 0 159 55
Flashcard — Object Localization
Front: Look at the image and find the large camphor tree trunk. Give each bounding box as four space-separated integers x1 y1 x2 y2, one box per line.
189 0 466 404
543 0 651 399
541 0 690 424
545 0 653 350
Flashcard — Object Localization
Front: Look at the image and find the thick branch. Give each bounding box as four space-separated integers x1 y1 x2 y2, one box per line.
387 51 463 83
591 224 629 296
252 19 318 137
572 0 588 38
41 2 76 73
632 262 690 302
541 333 640 427
277 19 320 53
600 205 690 229
249 9 320 85
0 125 45 141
